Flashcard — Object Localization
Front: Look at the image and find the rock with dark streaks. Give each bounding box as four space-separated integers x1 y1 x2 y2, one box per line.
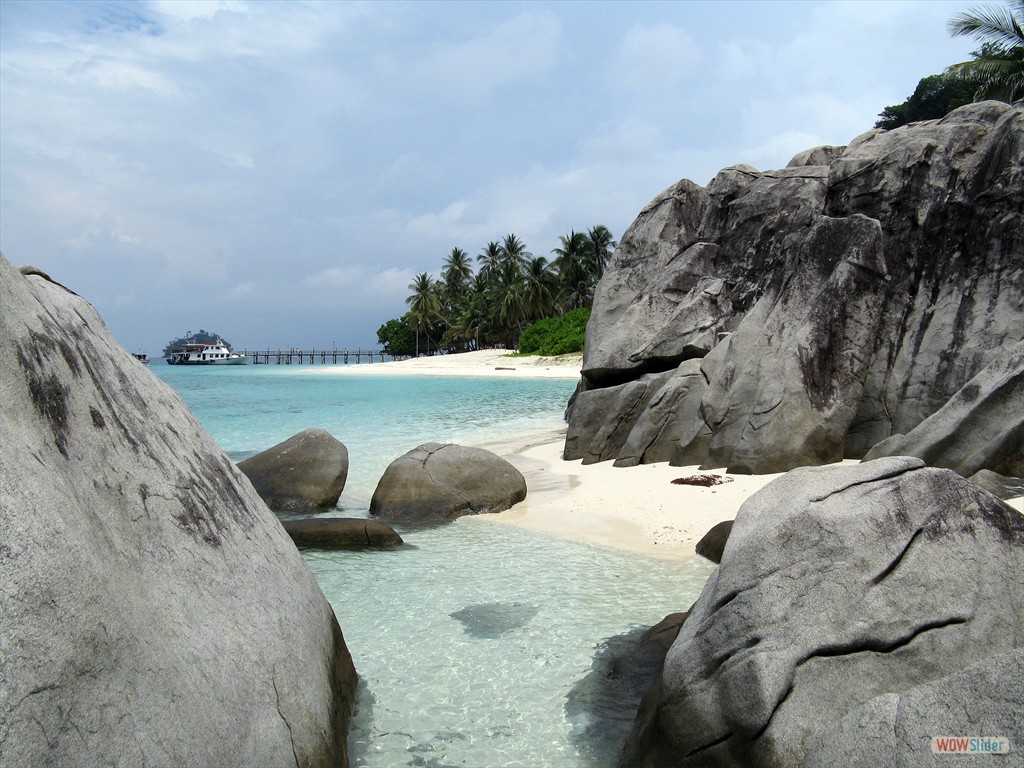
0 254 356 767
863 340 1024 478
369 442 526 524
622 457 1024 767
570 101 1024 475
804 649 1024 768
969 469 1024 501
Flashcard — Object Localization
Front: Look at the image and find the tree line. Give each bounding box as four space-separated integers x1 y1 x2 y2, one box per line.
876 1 1022 128
377 227 615 357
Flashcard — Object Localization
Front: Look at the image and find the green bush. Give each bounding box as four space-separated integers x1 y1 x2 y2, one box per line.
518 308 590 356
376 317 417 357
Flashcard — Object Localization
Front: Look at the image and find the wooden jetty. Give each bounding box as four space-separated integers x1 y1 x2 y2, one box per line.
243 348 393 365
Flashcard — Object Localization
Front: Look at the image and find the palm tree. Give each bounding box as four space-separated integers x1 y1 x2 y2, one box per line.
477 241 503 281
441 247 472 299
946 1 1024 102
405 272 442 356
499 233 531 270
489 261 527 347
585 225 617 280
552 230 593 311
522 256 557 322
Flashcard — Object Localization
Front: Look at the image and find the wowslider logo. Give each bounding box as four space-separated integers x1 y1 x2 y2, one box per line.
931 736 1012 754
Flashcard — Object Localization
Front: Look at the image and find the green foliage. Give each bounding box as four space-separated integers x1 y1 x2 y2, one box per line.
518 308 590 356
947 1 1024 101
162 329 230 357
875 74 977 129
376 317 417 357
404 226 613 353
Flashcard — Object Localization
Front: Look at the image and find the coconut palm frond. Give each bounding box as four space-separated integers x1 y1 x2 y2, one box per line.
948 1 1024 48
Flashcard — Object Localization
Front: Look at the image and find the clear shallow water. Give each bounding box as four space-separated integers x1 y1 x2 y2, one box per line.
152 364 714 767
154 363 577 510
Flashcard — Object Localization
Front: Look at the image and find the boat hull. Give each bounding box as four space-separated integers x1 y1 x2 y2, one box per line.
166 356 249 365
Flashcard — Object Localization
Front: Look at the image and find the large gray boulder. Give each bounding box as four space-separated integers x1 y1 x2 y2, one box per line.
0 255 356 768
804 649 1023 768
624 457 1024 767
369 442 527 524
863 340 1024 477
238 428 349 512
569 101 1024 475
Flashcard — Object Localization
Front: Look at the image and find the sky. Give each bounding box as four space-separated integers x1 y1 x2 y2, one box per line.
1 0 977 355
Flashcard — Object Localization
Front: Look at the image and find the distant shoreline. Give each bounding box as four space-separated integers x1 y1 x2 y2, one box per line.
283 348 584 380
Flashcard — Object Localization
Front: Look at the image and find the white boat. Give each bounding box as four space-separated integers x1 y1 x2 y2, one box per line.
131 352 149 364
166 341 249 366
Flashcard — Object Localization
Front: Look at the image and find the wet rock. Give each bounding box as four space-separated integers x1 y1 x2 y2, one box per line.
281 517 403 548
369 442 526 524
0 255 355 767
568 613 689 767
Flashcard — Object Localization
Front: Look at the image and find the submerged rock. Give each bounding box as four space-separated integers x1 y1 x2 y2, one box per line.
0 255 356 767
449 602 539 639
623 457 1024 767
369 442 527 524
238 427 349 511
568 613 689 767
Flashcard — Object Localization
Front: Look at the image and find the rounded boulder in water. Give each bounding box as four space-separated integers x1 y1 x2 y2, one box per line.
369 442 527 524
238 428 349 512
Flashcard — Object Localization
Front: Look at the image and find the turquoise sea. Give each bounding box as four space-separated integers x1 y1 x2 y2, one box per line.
153 363 713 768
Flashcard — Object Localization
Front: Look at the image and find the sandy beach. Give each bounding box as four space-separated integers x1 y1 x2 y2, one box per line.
307 349 784 559
473 430 789 560
307 349 1023 559
300 348 583 379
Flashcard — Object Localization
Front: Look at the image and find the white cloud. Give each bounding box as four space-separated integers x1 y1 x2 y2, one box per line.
422 11 561 100
608 22 701 94
581 119 665 163
226 281 256 300
149 0 246 23
304 266 412 304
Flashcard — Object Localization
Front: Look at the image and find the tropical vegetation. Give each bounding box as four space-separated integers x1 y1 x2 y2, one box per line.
162 329 232 357
517 307 591 356
946 0 1024 101
876 1 1023 129
378 226 615 356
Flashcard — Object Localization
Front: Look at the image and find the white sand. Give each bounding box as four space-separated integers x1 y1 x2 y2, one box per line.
470 429 785 560
297 348 583 379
